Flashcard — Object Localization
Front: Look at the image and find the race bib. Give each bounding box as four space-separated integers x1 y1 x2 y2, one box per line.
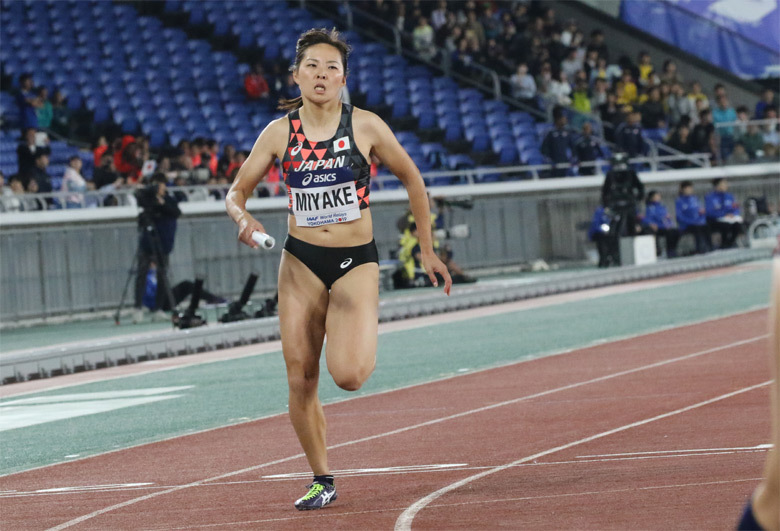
288 167 361 227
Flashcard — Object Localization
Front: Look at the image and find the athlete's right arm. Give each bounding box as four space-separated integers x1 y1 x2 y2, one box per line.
226 118 286 248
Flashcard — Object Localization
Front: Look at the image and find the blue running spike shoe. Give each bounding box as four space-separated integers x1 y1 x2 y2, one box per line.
294 481 338 510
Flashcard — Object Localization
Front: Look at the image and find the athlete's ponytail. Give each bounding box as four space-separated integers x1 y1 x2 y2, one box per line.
278 28 351 111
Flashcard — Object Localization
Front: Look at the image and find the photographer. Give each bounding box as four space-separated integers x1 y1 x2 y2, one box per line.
394 195 475 287
600 152 645 264
132 173 181 323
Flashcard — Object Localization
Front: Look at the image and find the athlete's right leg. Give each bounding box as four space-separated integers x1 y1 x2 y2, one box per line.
278 250 330 476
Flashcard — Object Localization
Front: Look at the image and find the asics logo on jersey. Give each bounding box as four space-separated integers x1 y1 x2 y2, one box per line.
290 142 303 157
340 258 353 269
302 172 337 186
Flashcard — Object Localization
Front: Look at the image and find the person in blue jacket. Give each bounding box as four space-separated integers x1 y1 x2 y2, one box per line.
675 180 712 254
588 205 615 267
642 190 680 258
705 178 743 249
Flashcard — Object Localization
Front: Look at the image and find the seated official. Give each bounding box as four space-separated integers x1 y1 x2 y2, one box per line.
675 180 712 255
705 178 744 249
642 190 680 258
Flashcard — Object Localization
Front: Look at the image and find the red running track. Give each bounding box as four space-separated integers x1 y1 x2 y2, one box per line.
0 309 772 530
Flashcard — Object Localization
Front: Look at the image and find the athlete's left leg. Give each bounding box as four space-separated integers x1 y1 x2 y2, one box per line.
324 263 379 391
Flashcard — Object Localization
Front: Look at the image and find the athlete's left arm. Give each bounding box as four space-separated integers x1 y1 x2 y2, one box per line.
359 110 452 295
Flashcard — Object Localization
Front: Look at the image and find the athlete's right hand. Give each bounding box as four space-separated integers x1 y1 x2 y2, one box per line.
237 214 266 249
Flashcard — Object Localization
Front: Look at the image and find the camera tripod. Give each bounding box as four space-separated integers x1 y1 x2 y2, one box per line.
114 216 177 325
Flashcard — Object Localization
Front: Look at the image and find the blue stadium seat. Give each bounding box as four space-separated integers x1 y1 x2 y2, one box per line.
447 154 475 170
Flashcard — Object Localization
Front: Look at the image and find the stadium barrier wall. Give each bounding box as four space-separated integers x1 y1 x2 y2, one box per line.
0 164 777 323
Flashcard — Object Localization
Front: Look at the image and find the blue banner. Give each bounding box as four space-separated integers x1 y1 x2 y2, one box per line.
620 0 780 79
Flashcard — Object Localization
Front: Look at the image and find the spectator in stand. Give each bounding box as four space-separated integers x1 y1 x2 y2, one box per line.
762 108 780 146
615 110 647 159
16 127 40 183
712 94 737 160
582 48 599 81
758 143 779 162
412 16 436 61
535 61 553 99
660 59 682 85
279 72 300 101
705 178 743 248
590 77 608 109
599 93 624 143
190 137 205 168
616 70 638 105
587 29 609 62
244 62 270 100
636 51 654 87
713 83 727 101
547 70 572 108
688 80 709 110
726 142 750 165
29 151 53 197
227 150 246 180
204 139 219 176
755 87 778 119
35 86 52 130
675 180 711 254
741 123 765 159
734 105 751 138
691 108 716 159
15 73 41 131
217 144 236 178
61 155 88 208
640 86 666 129
642 190 680 258
666 122 694 167
93 136 109 167
50 89 71 138
541 108 577 177
667 82 696 127
510 63 537 107
115 135 143 183
570 79 591 117
24 178 47 211
430 0 448 32
575 122 604 175
3 175 25 212
560 47 582 80
93 151 120 189
465 10 485 47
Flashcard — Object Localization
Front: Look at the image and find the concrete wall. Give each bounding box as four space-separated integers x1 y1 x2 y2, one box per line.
1 169 777 322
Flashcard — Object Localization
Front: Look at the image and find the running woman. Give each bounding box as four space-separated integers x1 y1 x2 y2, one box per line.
226 29 452 510
736 257 779 530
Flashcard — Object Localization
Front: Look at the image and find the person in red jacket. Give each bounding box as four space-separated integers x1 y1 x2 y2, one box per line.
244 62 270 100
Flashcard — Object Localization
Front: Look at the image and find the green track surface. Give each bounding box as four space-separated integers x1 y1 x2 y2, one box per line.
0 265 771 475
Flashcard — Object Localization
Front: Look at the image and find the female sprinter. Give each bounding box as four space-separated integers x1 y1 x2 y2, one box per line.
226 28 452 510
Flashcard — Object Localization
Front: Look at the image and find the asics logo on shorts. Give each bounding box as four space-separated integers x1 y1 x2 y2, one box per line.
290 141 303 157
340 258 353 269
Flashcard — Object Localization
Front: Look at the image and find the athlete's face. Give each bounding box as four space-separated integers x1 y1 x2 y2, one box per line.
294 44 346 103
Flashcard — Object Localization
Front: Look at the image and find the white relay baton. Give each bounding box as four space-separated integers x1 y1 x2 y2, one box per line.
251 232 276 250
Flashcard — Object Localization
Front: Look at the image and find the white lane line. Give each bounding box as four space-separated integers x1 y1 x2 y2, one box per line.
577 443 774 458
45 335 767 530
261 463 468 479
394 380 771 531
154 477 766 530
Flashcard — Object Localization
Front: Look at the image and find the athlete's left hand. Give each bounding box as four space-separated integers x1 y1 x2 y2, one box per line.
421 250 452 296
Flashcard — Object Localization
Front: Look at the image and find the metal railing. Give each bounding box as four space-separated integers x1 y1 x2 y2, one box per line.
0 151 722 214
713 117 780 165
